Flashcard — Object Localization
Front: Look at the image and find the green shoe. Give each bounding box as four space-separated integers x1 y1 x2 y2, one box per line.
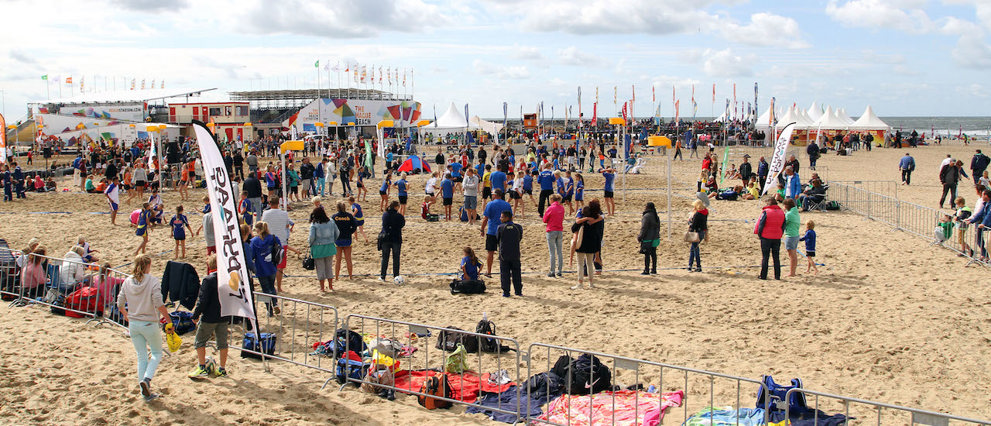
188 365 210 379
213 367 228 377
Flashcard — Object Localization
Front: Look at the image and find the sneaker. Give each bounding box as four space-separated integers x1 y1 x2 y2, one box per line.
273 306 281 315
214 367 228 377
379 276 387 282
570 283 583 290
139 379 151 397
640 270 649 275
556 272 562 278
189 365 210 379
546 272 555 278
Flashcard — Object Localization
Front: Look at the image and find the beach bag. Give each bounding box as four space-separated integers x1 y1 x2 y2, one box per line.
361 361 395 393
444 344 469 373
755 375 810 414
459 207 470 222
450 279 486 295
301 252 315 271
684 231 701 243
417 374 453 409
240 332 276 360
64 286 101 318
336 328 367 355
169 310 197 335
435 327 479 353
555 354 612 395
336 354 369 387
367 338 400 359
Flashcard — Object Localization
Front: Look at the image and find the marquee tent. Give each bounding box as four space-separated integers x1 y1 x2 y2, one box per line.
814 106 849 130
836 108 856 125
807 102 823 122
850 105 891 130
423 102 469 134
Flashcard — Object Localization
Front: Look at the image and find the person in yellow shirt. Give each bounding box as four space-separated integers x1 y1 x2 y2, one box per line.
745 179 760 200
481 164 493 202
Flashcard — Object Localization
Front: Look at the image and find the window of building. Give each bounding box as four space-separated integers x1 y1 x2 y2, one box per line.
236 106 248 117
209 107 222 116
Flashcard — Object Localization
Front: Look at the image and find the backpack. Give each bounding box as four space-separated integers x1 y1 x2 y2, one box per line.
450 279 486 295
553 354 612 395
336 353 369 387
417 373 453 409
336 328 367 355
435 327 479 353
361 361 395 394
755 375 810 414
269 237 283 266
240 332 277 360
475 319 500 353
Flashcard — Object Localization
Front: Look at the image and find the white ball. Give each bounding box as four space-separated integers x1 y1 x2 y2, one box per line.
204 356 217 374
393 275 405 285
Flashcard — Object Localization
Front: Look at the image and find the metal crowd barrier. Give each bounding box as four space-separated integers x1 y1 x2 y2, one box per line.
784 388 991 426
524 343 770 426
226 293 339 375
339 314 523 419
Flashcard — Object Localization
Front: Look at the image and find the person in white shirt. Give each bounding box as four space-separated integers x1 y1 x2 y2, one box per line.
261 196 291 292
424 172 439 203
463 168 480 225
117 254 170 400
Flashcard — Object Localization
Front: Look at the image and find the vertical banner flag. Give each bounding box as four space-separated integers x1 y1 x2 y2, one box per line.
465 104 469 127
733 83 737 119
0 113 7 165
631 85 635 102
754 82 759 123
192 122 258 321
503 102 508 130
592 102 598 126
674 100 680 123
621 102 628 121
769 97 776 127
762 122 796 195
613 86 617 106
148 129 157 170
720 146 730 184
712 83 716 103
66 77 73 84
652 85 656 103
520 105 523 126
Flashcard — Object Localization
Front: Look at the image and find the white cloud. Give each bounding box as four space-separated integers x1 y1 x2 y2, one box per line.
720 13 810 49
558 47 603 66
241 0 449 38
825 0 934 33
472 60 531 79
514 46 544 61
701 49 754 78
950 34 991 68
488 0 726 35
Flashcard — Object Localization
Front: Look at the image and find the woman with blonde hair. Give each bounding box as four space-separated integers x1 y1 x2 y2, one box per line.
116 254 170 401
687 199 709 272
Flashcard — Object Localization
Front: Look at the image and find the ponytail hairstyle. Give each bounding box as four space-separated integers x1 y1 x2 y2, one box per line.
463 246 479 266
132 254 151 283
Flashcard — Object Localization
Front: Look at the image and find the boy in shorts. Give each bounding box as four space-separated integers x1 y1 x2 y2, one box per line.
188 255 230 378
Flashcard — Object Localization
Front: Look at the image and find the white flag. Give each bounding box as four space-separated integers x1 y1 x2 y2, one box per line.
762 122 796 196
192 122 258 321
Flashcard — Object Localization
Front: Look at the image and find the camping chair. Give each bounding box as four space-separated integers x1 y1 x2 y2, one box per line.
801 185 829 212
628 157 648 174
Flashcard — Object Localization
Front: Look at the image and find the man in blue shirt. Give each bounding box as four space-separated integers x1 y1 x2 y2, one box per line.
489 166 507 193
602 167 616 215
480 189 513 278
899 152 915 185
396 173 409 216
440 172 455 220
537 163 555 217
449 159 463 182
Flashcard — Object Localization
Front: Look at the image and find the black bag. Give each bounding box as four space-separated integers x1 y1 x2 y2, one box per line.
302 254 315 271
553 354 612 395
824 201 841 210
638 240 652 254
450 279 486 295
336 328 367 355
376 230 386 251
270 239 284 266
475 319 514 353
435 327 478 353
240 332 277 360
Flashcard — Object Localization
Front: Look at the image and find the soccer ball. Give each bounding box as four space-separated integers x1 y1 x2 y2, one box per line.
393 275 405 285
204 356 218 375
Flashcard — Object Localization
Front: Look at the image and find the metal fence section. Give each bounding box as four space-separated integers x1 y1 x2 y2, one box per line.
227 293 339 375
784 388 991 426
340 314 523 419
832 182 988 266
524 343 770 426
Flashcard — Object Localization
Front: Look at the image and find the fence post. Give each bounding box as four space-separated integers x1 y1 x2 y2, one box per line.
867 191 872 220
895 200 901 231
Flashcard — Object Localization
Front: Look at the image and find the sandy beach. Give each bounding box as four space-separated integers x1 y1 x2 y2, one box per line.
2 142 990 424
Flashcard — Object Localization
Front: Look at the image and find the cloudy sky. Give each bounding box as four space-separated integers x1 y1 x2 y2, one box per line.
1 0 989 121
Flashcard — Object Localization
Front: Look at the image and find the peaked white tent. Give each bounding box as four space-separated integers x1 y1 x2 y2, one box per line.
836 108 856 125
815 106 849 130
469 116 504 138
776 105 805 129
850 105 891 130
430 102 469 131
806 102 822 122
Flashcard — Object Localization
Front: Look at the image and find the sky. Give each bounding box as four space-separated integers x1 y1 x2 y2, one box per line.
1 0 990 122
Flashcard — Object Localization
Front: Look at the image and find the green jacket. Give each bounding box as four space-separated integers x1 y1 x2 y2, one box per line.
784 207 801 237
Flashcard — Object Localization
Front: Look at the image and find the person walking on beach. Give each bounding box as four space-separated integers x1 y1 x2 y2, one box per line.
481 189 513 278
308 205 339 292
638 202 660 275
687 199 708 273
543 194 565 277
971 150 989 186
189 254 231 379
783 198 802 277
899 152 915 185
757 156 769 194
379 200 406 282
939 158 961 208
756 197 786 280
496 210 523 297
116 254 170 400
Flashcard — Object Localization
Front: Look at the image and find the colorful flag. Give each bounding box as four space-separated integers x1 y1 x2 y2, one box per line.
675 100 680 123
314 60 319 68
621 102 628 121
41 75 48 81
769 97 776 126
672 86 676 104
403 69 407 87
141 79 146 90
131 79 136 90
613 86 617 105
0 113 7 165
161 80 165 89
66 77 73 84
595 87 599 103
191 122 259 322
712 83 716 103
631 85 635 102
80 77 85 92
652 85 655 103
592 102 597 126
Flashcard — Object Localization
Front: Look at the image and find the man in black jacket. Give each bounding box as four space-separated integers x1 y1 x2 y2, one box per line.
971 150 989 185
189 255 230 378
806 140 820 171
939 159 961 208
738 155 753 188
299 157 315 198
243 172 263 219
496 210 523 297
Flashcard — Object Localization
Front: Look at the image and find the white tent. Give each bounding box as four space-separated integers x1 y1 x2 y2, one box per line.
814 106 849 130
806 102 822 122
836 108 856 125
431 102 468 130
850 105 891 130
754 105 782 130
776 105 804 129
469 116 503 137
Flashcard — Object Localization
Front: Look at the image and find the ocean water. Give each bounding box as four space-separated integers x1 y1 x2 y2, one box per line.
879 117 991 137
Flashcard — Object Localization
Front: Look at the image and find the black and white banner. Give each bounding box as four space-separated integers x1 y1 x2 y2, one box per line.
762 122 797 196
192 121 257 320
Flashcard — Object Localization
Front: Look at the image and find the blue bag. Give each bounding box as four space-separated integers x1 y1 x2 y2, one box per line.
169 311 196 335
336 357 369 386
755 375 810 414
241 332 277 360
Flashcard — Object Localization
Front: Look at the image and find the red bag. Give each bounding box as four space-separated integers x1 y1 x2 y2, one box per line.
65 287 101 318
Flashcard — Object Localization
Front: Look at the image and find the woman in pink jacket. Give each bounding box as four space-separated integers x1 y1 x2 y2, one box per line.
21 247 49 299
542 194 565 277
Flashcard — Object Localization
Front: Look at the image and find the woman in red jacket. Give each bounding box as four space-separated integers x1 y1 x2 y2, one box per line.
755 197 786 280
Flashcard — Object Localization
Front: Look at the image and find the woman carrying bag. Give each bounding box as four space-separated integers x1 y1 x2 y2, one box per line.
308 206 340 292
637 202 660 275
687 199 709 272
